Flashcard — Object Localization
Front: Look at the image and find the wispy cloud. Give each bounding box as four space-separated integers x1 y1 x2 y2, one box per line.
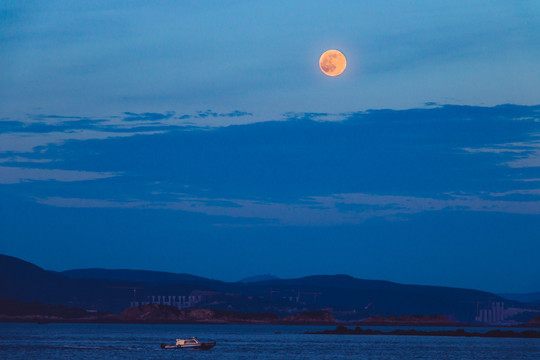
0 156 53 164
177 109 253 119
123 111 175 122
0 117 112 134
488 189 540 198
34 191 540 226
0 129 164 153
0 166 118 184
463 139 540 168
281 112 348 122
30 114 84 120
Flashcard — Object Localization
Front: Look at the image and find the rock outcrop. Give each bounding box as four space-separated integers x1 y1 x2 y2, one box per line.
282 310 335 324
360 314 459 326
520 315 540 327
308 326 540 338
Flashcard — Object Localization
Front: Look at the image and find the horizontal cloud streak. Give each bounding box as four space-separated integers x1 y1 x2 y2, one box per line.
0 166 118 184
0 129 164 153
35 191 540 226
463 139 540 168
123 111 175 122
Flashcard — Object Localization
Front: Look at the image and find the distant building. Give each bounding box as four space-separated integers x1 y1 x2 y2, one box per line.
475 301 540 324
130 293 204 309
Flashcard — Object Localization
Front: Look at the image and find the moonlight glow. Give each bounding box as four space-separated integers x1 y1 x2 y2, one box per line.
319 50 347 77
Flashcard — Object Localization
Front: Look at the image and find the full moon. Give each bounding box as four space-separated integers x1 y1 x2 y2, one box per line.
319 50 347 77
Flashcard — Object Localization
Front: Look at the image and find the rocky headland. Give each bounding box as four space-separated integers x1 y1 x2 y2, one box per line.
518 315 540 327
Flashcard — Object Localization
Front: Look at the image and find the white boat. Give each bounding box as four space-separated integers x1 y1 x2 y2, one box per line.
160 337 216 350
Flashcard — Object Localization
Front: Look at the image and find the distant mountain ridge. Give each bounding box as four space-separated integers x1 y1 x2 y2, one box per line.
0 254 142 312
500 292 540 304
239 274 280 283
1 254 536 323
61 268 225 287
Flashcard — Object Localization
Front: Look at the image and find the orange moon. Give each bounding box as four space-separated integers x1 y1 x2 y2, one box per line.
319 50 346 76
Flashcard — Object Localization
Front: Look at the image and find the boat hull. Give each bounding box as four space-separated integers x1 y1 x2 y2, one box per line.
161 342 216 350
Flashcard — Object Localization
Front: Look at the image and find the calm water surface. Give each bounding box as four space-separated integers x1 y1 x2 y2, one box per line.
1 323 539 359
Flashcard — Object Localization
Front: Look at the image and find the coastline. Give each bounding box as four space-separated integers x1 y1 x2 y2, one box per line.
2 301 539 328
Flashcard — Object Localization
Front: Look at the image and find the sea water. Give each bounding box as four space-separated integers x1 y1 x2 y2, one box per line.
1 323 539 360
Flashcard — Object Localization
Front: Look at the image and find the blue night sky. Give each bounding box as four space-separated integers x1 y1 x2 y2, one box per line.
1 1 540 293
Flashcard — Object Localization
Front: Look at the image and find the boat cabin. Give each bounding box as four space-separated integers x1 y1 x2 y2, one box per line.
176 338 200 346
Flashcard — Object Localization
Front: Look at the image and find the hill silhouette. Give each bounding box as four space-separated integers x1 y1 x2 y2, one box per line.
0 254 526 322
62 268 224 287
239 274 280 283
